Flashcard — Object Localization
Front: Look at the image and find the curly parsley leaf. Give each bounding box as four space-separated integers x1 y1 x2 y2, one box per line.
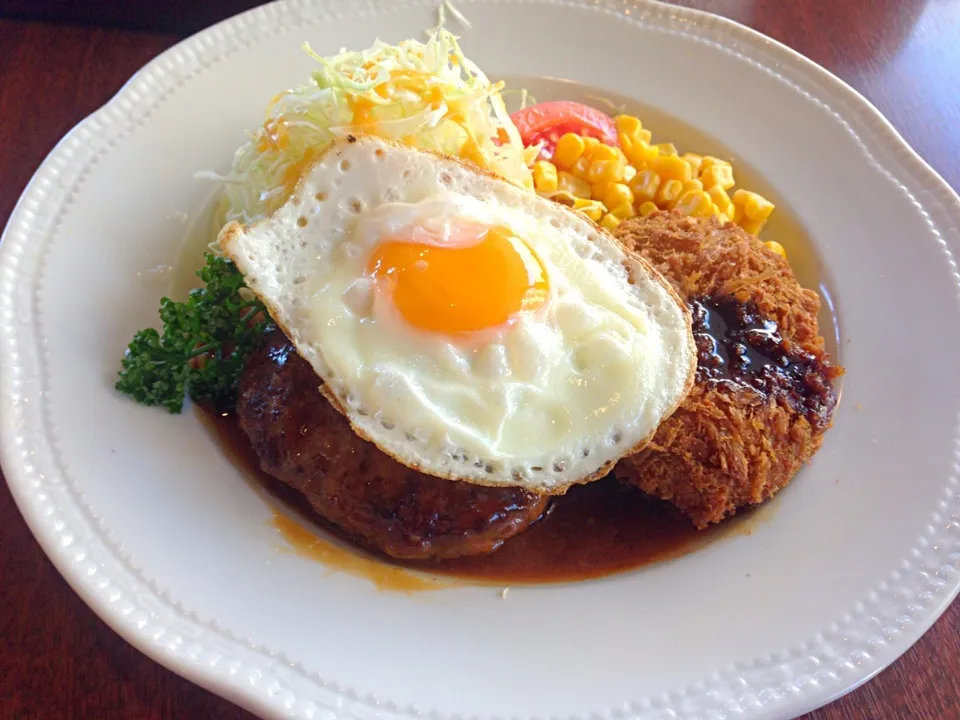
116 253 271 413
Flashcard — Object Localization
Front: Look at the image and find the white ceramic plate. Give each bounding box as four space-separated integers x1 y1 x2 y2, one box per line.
3 1 960 718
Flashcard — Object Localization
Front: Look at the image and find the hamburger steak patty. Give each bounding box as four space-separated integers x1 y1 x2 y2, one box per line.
236 331 550 560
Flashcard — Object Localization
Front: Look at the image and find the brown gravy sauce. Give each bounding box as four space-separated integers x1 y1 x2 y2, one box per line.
201 408 447 592
270 514 447 593
200 408 754 588
175 89 825 592
690 296 837 432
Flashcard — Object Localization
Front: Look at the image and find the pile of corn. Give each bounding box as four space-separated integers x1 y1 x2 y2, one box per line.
532 115 785 259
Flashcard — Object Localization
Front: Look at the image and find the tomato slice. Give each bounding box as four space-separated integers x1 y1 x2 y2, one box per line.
510 101 617 158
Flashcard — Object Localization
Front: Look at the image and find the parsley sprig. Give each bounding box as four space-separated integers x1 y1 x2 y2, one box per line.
116 253 271 413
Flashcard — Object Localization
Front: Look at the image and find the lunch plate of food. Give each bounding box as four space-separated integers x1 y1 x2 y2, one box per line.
2 0 959 717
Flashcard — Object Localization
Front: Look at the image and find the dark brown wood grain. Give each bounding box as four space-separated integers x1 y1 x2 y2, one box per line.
0 2 958 718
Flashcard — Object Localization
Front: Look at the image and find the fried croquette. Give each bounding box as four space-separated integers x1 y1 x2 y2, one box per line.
613 211 842 528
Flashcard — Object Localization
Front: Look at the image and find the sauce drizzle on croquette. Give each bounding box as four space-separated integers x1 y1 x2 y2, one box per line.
690 296 836 432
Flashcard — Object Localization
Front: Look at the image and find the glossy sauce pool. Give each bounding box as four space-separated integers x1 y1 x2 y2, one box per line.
200 409 757 586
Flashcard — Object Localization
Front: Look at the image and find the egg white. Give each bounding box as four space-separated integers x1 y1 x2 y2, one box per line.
220 135 696 492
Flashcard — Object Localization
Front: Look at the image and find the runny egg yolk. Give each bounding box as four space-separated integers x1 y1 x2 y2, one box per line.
367 225 549 335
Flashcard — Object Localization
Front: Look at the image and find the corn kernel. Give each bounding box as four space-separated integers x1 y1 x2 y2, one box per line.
681 153 703 176
655 143 678 157
573 196 600 210
734 189 775 222
701 163 735 191
656 178 684 207
638 201 659 217
707 185 734 218
573 198 605 222
614 115 643 136
603 182 634 210
554 133 586 169
599 213 620 230
532 161 558 193
652 155 693 183
558 171 592 198
586 157 625 185
714 210 731 223
591 181 610 202
583 207 604 222
741 217 764 235
591 144 620 165
618 137 640 161
674 190 714 218
682 179 704 195
623 140 659 169
570 155 592 179
765 240 787 259
610 201 636 220
629 169 661 203
622 165 637 182
582 136 601 159
617 115 652 148
700 156 728 173
618 135 637 162
732 204 745 224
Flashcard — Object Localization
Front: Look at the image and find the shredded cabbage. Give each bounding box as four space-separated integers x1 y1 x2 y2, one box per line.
216 26 532 224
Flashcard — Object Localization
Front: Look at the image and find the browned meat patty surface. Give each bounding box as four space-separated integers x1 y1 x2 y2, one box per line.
613 211 843 527
236 331 549 560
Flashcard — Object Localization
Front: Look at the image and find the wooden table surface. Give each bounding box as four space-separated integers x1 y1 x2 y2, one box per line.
1 1 958 718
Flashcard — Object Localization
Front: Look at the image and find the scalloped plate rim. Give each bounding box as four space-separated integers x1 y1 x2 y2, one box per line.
1 1 959 719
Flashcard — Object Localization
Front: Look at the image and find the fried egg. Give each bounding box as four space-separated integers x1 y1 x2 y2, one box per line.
220 135 695 492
